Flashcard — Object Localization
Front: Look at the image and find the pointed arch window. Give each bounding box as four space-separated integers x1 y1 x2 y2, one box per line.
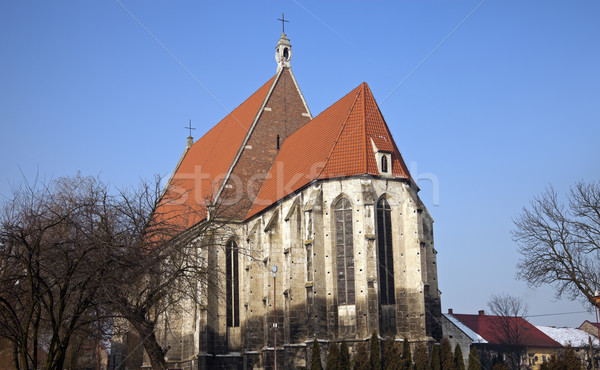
226 240 240 327
377 198 395 305
381 155 388 173
335 197 355 305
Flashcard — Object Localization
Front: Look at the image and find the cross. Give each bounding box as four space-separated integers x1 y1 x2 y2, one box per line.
185 119 196 137
277 13 289 34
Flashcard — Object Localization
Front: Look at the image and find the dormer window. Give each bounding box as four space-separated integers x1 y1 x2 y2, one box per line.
376 152 392 175
371 138 392 176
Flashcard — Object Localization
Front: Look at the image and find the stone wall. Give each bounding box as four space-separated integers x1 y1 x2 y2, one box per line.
161 176 441 369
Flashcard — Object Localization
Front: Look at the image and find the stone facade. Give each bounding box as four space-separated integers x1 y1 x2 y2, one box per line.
155 176 441 369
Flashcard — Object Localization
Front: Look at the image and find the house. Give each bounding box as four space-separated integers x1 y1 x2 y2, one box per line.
147 31 443 369
537 325 598 368
441 308 487 366
579 320 600 339
445 309 562 369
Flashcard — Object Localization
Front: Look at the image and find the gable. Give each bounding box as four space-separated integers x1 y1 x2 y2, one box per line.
219 68 312 221
156 74 278 229
247 82 414 219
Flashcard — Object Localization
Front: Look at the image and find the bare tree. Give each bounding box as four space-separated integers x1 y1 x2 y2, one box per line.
513 181 600 305
99 177 228 370
1 173 229 369
0 175 116 370
487 294 529 369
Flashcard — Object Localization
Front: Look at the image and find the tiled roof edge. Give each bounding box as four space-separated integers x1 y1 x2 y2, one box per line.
364 83 417 188
316 85 364 179
158 145 191 206
213 69 284 205
287 68 312 119
443 313 488 344
245 175 413 221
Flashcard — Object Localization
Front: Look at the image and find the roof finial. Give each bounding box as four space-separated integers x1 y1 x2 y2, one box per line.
185 119 196 149
277 13 289 34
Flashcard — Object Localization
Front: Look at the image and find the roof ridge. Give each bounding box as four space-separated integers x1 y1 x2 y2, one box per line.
316 84 364 179
363 83 416 185
157 77 278 207
361 82 368 175
213 69 284 204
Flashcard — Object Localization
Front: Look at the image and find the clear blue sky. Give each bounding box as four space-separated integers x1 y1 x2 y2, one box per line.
1 1 599 327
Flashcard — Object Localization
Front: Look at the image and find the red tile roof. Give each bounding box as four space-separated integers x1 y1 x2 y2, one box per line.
247 82 413 218
451 313 562 348
156 74 277 228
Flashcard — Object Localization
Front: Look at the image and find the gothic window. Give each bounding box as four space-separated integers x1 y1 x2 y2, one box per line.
226 240 240 327
381 155 388 173
277 134 280 150
377 198 395 305
305 211 313 240
306 242 313 282
335 197 355 305
306 286 314 315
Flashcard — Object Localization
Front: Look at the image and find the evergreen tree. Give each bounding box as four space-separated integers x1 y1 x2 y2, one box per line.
340 340 351 370
491 363 509 370
560 346 583 370
440 338 454 370
401 338 412 370
353 342 371 370
370 332 381 370
414 344 431 370
467 348 480 370
543 346 583 370
311 339 323 370
453 344 465 370
326 342 342 370
430 345 441 370
381 338 400 370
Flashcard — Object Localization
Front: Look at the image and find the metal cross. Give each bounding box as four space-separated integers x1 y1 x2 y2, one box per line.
185 119 196 137
277 13 289 33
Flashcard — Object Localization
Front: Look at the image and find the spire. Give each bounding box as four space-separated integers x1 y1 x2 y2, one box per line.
275 14 292 71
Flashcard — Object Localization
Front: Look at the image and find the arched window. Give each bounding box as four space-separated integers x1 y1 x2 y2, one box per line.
381 155 388 173
377 198 395 305
226 240 240 327
335 197 355 305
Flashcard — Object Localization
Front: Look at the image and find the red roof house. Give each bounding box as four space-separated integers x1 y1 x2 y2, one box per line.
448 309 562 369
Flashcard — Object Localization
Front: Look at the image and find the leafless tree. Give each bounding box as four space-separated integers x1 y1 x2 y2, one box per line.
1 173 232 369
0 175 116 370
98 177 230 370
513 181 600 305
487 294 529 369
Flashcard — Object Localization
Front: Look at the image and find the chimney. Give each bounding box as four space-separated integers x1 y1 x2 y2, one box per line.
448 308 453 314
478 310 485 316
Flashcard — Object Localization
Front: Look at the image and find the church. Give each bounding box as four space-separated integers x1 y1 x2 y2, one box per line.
154 31 442 369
